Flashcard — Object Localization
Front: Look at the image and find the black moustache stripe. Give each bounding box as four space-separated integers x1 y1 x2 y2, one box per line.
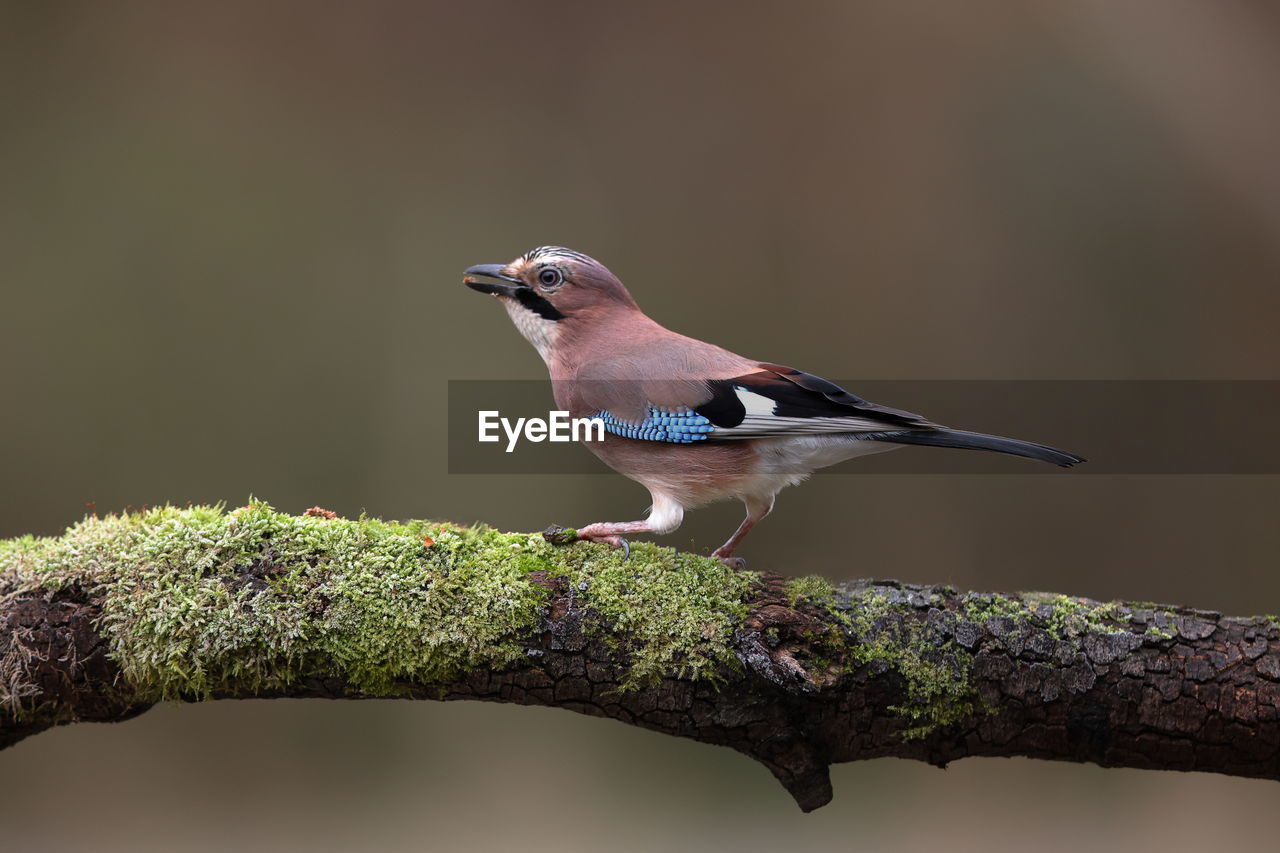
515 288 566 321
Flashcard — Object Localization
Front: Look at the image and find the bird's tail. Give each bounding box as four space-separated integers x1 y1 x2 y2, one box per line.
863 428 1085 467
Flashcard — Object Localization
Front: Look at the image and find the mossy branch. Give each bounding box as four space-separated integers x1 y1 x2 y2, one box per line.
2 504 1278 811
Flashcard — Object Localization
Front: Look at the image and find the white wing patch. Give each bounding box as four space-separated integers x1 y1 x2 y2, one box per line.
712 386 902 438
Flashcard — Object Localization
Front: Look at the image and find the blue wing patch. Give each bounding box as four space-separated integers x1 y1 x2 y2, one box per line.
590 407 714 443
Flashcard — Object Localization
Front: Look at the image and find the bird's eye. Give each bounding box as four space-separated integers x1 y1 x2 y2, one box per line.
537 267 564 288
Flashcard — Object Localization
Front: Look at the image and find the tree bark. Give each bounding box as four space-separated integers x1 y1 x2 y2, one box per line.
4 558 1278 811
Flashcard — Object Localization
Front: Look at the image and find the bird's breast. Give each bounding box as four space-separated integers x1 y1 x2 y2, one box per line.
579 434 770 507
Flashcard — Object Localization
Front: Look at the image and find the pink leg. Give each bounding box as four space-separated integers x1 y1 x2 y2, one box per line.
575 520 654 551
712 495 775 567
560 493 685 557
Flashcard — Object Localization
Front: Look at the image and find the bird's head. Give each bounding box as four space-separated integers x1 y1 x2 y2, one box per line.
464 247 638 358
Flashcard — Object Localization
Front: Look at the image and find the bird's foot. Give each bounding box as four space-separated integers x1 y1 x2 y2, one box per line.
711 548 748 570
587 534 630 560
542 524 631 560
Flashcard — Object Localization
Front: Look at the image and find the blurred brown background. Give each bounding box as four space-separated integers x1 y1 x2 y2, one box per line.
2 2 1278 850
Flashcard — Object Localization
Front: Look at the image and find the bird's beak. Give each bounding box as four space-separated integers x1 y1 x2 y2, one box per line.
463 264 528 298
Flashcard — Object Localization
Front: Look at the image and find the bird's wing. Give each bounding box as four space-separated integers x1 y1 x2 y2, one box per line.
688 363 939 439
560 359 939 444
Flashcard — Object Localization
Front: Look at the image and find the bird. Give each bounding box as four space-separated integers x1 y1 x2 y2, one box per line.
464 246 1083 567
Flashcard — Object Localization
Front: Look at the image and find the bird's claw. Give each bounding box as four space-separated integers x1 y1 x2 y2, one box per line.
714 554 748 570
581 533 632 561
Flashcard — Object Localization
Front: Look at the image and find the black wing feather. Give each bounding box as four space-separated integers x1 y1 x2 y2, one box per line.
755 363 932 426
692 365 935 432
685 364 1085 467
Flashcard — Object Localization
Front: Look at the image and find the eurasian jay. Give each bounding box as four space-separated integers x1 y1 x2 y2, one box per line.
465 246 1083 566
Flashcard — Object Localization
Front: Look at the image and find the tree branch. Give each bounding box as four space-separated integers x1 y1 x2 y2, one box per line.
2 504 1278 811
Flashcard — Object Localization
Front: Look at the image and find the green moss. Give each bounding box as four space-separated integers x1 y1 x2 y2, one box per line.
963 592 1030 624
807 586 1151 742
785 575 838 609
1037 594 1130 638
0 502 757 711
558 543 757 689
0 504 1171 740
840 588 978 741
782 577 978 737
1144 609 1179 640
